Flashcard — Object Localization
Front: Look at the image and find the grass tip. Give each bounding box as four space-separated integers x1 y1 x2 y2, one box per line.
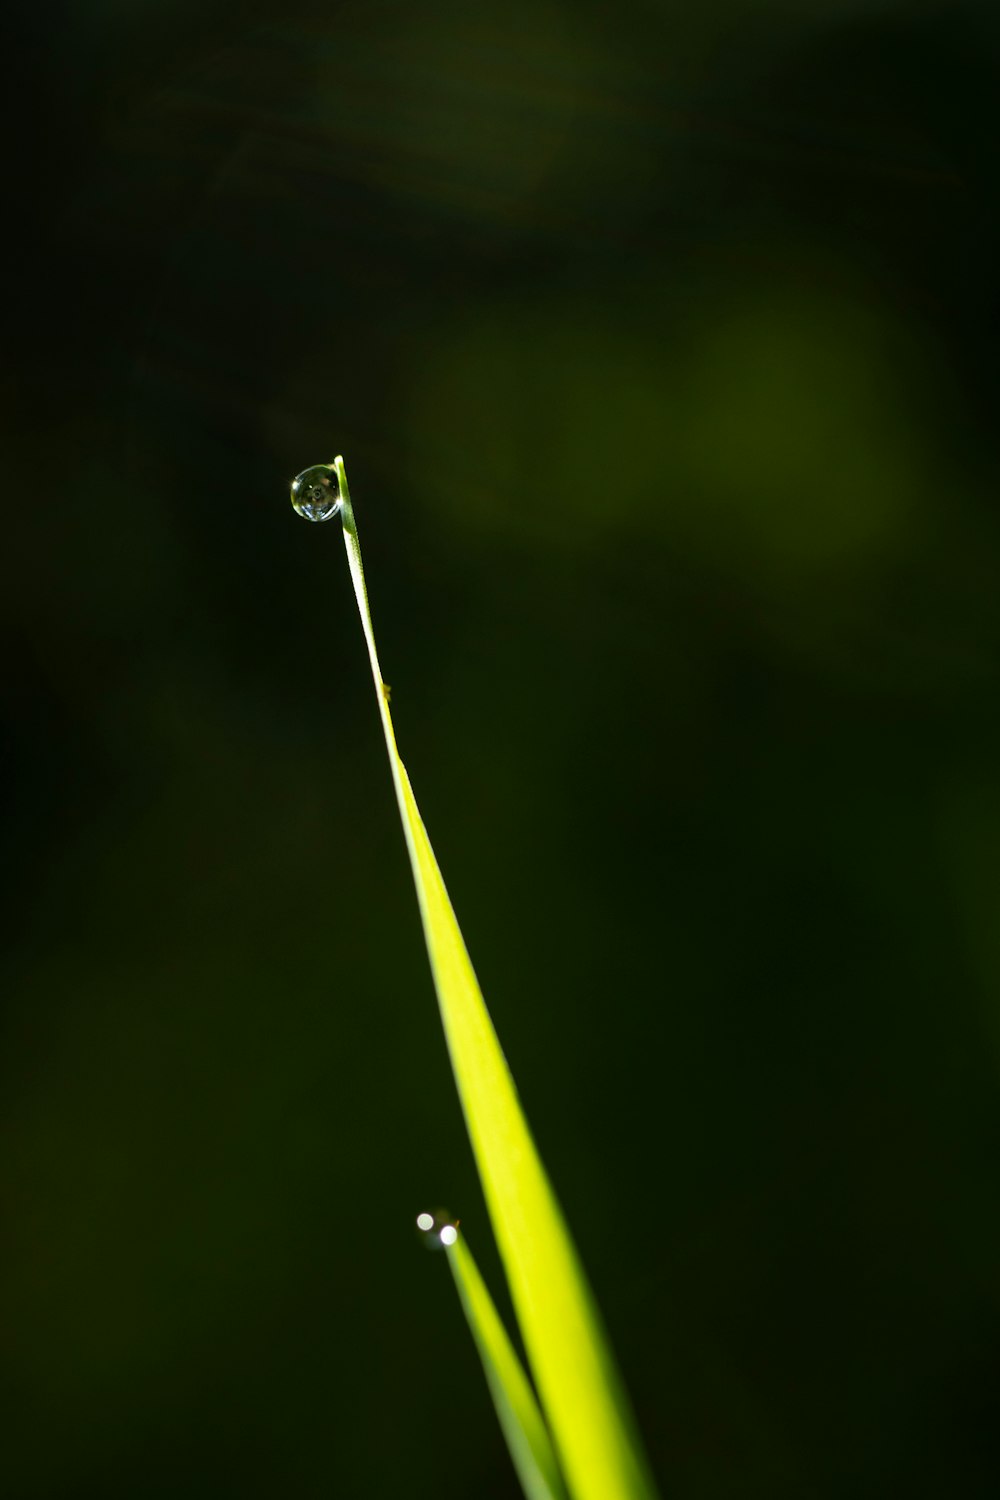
417 1209 461 1250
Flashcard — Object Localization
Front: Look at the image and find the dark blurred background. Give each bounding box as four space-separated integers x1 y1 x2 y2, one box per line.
5 0 1000 1495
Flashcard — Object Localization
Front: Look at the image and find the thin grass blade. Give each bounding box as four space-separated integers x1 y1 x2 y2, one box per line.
442 1229 569 1500
332 456 659 1500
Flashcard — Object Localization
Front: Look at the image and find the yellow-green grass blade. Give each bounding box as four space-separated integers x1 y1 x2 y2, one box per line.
440 1226 569 1500
331 456 659 1500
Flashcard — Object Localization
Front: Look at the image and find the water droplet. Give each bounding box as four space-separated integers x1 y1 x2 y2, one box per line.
416 1208 460 1249
290 464 342 523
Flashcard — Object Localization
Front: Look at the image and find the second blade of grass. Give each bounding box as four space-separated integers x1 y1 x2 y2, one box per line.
446 1232 567 1500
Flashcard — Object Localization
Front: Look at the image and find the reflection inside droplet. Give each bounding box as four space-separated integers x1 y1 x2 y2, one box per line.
290 464 342 522
416 1208 460 1249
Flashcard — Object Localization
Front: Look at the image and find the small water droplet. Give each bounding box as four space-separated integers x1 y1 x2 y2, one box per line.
416 1208 460 1249
291 464 342 523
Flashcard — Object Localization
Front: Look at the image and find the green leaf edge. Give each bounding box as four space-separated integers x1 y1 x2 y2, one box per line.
332 455 660 1500
446 1232 569 1500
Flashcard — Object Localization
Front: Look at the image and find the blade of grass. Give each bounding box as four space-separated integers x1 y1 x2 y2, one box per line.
437 1224 569 1500
331 455 659 1500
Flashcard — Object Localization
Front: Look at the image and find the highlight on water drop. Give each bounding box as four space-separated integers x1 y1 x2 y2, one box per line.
416 1209 460 1249
290 464 342 522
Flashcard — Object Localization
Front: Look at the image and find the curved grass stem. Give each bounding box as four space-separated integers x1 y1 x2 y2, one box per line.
332 454 659 1500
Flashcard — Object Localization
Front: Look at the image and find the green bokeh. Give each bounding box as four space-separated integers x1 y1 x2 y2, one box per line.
6 1 1000 1496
